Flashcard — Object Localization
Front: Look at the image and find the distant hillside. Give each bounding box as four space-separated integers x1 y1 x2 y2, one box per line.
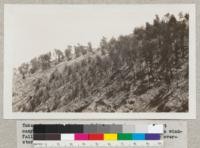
13 13 189 112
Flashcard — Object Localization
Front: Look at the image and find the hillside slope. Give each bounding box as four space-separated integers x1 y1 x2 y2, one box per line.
13 51 188 112
12 13 189 112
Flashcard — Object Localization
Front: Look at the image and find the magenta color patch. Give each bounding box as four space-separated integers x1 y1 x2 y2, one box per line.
75 133 88 140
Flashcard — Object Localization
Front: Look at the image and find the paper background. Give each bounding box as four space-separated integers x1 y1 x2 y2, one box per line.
0 0 199 148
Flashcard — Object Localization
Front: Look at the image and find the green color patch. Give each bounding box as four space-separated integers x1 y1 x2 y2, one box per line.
117 133 132 140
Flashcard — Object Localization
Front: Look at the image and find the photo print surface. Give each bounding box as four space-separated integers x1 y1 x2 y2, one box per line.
3 4 196 119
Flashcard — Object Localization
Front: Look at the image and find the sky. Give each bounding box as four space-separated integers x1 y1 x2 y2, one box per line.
4 4 191 67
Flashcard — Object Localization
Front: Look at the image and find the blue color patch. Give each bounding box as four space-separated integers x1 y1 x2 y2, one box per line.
132 133 145 140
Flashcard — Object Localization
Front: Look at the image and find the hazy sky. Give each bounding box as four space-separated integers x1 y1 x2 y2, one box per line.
4 4 191 67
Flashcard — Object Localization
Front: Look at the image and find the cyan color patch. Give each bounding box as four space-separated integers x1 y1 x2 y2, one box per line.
132 133 145 140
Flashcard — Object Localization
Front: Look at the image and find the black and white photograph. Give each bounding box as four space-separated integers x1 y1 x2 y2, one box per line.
3 4 196 119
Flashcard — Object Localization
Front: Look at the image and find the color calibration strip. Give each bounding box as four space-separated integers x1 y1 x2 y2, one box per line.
33 124 163 141
34 133 161 141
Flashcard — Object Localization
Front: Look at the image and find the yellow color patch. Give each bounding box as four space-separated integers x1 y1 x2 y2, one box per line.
104 133 117 140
